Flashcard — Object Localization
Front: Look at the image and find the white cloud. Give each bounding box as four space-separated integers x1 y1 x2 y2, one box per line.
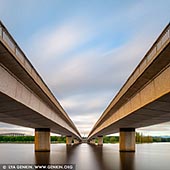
0 122 34 135
71 114 98 137
60 92 111 115
59 92 113 136
47 23 157 98
137 122 170 136
27 19 94 64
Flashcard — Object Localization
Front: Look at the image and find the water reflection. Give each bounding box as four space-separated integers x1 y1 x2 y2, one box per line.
50 144 67 164
35 151 50 164
0 143 170 170
89 144 111 170
120 152 134 170
33 144 135 170
66 143 100 170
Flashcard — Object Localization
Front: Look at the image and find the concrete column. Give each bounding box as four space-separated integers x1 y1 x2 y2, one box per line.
87 140 91 144
98 136 103 145
66 136 72 145
119 128 135 152
90 139 95 144
74 139 79 144
35 128 50 152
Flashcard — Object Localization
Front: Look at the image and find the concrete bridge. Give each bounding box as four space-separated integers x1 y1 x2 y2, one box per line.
0 21 81 151
88 23 170 151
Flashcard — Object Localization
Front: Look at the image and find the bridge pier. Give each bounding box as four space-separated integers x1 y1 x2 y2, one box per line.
98 136 103 146
119 128 135 152
66 136 72 145
35 128 50 152
74 139 79 144
90 138 96 144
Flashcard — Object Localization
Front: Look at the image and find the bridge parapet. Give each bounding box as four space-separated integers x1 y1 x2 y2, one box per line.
89 23 170 139
0 21 71 122
0 21 81 140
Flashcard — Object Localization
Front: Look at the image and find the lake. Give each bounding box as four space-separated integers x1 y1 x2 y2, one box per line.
0 143 170 170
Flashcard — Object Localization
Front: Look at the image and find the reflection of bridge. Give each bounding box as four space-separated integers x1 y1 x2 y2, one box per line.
88 23 170 151
0 21 81 151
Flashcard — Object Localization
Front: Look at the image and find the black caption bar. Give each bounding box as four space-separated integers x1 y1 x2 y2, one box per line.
0 164 76 170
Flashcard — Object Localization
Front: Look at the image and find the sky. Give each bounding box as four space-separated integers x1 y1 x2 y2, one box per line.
0 0 170 137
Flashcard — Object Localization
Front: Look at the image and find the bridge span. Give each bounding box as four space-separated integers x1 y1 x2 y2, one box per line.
0 21 81 151
88 23 170 151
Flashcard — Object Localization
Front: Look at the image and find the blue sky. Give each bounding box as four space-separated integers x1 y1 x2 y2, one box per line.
0 0 170 136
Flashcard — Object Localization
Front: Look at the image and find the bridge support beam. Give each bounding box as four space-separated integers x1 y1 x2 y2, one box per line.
35 128 50 152
66 136 72 145
119 128 135 152
98 136 103 146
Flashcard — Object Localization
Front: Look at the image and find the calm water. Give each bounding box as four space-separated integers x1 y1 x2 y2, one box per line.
0 143 170 170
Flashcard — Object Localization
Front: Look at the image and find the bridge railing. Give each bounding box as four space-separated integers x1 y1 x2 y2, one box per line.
0 21 80 136
118 24 170 102
90 23 170 134
0 21 49 96
0 22 64 108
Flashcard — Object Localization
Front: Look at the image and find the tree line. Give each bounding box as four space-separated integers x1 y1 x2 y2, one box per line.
0 136 66 143
0 133 170 143
102 133 170 143
135 132 170 143
103 132 170 143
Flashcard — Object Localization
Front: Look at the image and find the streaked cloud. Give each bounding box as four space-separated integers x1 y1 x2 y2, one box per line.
137 122 170 136
0 122 33 135
27 19 93 62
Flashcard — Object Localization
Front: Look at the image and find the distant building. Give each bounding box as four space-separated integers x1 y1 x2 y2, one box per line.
0 133 25 136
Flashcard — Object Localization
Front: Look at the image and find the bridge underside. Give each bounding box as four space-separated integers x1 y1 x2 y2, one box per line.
92 92 170 138
0 36 81 140
89 28 170 139
0 22 81 140
0 91 76 137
